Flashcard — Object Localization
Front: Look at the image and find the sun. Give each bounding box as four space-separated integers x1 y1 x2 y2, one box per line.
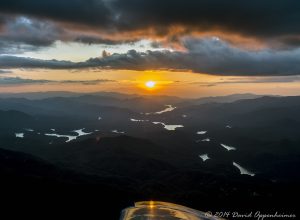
145 81 156 88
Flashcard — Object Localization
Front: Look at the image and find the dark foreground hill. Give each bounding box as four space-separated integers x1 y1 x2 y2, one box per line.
1 146 298 219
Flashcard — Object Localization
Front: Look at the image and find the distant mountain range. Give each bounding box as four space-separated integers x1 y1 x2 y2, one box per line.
191 93 273 105
0 91 266 102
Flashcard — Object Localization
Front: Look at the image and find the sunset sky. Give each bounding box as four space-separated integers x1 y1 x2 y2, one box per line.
1 0 300 97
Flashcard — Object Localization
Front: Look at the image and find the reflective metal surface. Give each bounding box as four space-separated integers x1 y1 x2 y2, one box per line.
120 201 224 220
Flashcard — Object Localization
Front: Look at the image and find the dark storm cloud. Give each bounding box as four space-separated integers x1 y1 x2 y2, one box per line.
1 38 300 76
111 0 300 38
0 77 51 84
61 79 115 85
0 16 70 54
0 16 64 47
0 56 77 69
0 0 112 27
87 39 300 75
0 0 300 44
0 76 114 85
0 16 131 54
0 39 41 54
74 35 136 45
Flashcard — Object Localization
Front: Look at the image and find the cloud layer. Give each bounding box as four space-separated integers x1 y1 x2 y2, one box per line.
1 1 299 35
1 38 300 76
1 1 300 77
1 0 300 49
0 76 114 85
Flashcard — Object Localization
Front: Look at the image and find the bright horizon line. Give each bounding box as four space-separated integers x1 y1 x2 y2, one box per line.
0 90 288 99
